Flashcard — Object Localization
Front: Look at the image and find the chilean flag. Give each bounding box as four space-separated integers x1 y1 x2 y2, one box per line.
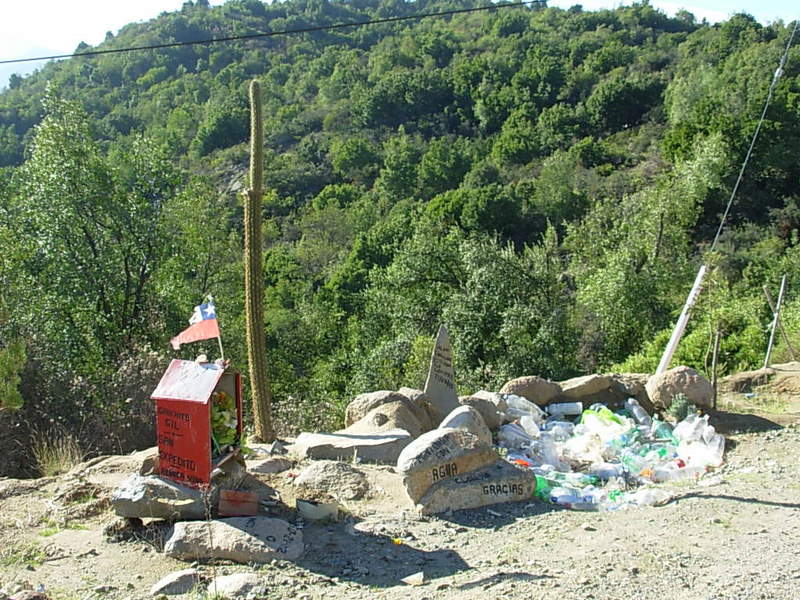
170 300 220 350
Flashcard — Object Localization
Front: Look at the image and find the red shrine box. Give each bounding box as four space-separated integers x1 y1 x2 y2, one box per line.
150 359 243 488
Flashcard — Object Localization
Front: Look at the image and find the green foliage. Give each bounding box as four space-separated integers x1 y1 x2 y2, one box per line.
0 337 25 411
0 1 797 447
667 393 697 421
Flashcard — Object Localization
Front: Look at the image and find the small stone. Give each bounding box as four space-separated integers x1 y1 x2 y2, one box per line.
401 572 425 586
207 574 265 599
149 569 200 596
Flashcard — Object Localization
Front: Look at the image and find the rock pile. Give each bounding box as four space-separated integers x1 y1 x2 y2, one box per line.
289 323 716 516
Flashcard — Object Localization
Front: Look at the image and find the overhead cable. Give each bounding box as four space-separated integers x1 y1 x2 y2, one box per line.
709 18 799 253
0 1 546 66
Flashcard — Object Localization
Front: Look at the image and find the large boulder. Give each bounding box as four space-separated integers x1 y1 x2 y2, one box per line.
294 461 369 501
398 387 440 428
469 390 508 414
459 395 503 430
342 401 425 439
111 475 212 520
345 390 432 432
646 366 714 410
499 376 561 406
558 374 612 402
164 517 303 562
396 429 499 502
415 460 536 515
609 373 654 412
439 406 492 445
292 430 412 464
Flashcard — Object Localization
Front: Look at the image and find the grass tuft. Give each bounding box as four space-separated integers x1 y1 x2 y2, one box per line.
31 429 85 477
0 541 45 567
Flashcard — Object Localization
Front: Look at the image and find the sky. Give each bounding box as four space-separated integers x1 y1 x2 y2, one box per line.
0 0 797 89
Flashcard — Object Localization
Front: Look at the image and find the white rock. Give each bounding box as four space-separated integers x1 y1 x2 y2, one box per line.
247 456 293 475
150 569 200 596
439 406 492 445
207 574 266 599
164 517 303 563
294 461 368 501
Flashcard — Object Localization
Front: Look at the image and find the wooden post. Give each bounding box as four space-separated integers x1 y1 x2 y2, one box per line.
763 275 787 369
711 327 720 411
763 282 796 362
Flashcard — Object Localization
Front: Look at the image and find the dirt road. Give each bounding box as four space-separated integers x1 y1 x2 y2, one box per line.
1 385 799 600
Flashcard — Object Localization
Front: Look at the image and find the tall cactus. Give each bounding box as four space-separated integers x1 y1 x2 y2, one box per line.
243 79 274 442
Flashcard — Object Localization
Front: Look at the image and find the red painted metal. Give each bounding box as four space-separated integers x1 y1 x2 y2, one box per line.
151 359 243 489
156 398 211 486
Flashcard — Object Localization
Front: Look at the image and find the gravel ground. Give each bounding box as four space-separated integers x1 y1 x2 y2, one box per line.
1 416 798 600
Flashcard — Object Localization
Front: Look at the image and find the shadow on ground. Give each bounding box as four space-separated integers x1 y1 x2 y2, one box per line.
707 410 784 435
438 499 559 529
296 519 470 587
676 491 800 510
456 570 552 590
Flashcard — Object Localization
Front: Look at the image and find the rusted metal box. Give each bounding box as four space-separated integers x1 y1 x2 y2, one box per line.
150 359 243 488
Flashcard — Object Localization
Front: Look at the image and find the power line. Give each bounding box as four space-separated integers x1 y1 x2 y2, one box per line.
0 1 546 66
708 18 799 253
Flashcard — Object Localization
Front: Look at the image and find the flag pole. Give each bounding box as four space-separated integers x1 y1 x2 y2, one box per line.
207 294 225 362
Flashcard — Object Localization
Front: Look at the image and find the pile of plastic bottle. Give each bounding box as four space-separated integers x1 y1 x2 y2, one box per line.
497 395 725 511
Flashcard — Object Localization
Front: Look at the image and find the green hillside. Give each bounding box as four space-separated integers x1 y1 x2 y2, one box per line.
0 0 798 463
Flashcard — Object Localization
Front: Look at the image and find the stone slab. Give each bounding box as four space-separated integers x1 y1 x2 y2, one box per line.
293 429 412 464
247 456 293 475
423 325 460 422
164 517 303 563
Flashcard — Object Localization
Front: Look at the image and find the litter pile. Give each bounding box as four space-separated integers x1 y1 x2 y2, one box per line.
497 395 725 511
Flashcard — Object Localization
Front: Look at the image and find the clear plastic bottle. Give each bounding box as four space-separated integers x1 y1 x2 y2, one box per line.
547 402 583 417
624 397 652 427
